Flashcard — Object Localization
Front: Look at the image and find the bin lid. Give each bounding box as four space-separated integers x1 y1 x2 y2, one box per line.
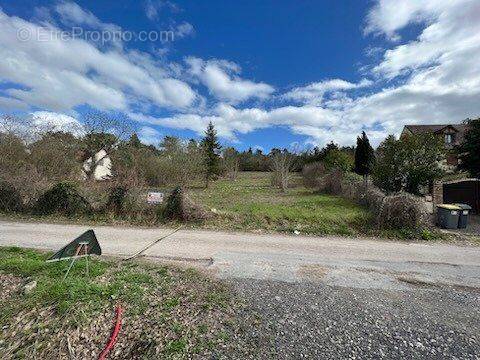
453 203 472 210
437 204 461 210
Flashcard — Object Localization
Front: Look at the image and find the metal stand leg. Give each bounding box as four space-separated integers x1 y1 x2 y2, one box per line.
85 247 89 278
63 243 90 281
63 256 78 281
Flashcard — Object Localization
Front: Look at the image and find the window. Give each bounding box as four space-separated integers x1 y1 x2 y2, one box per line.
445 134 453 144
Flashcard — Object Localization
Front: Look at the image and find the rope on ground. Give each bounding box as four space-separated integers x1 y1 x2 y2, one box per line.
123 226 183 261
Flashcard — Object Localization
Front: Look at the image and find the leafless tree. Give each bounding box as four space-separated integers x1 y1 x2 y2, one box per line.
270 149 296 192
223 147 240 180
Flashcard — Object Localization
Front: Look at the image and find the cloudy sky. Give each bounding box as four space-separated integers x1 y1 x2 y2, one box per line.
1 0 479 149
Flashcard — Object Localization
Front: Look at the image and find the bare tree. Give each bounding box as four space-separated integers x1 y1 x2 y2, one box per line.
270 149 296 192
223 147 240 180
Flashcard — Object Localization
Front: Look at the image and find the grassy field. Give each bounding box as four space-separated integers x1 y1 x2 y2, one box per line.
189 172 373 236
0 247 257 359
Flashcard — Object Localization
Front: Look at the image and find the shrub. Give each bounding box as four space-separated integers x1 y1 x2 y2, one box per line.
376 192 428 230
270 151 295 192
0 181 23 212
373 134 444 195
302 162 326 190
106 186 128 215
339 172 363 202
35 181 91 216
28 132 81 182
324 169 344 195
323 149 353 172
163 187 212 222
363 187 385 215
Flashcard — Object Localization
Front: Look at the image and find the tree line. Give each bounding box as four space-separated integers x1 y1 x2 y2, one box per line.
1 112 479 197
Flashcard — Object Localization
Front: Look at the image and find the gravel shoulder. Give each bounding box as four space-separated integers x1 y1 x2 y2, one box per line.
229 279 480 359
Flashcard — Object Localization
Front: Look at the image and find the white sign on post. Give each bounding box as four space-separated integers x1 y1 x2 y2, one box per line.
146 192 164 204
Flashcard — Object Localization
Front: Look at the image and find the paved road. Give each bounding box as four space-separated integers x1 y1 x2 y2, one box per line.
1 220 479 289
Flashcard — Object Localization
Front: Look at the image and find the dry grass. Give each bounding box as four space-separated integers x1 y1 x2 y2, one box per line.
0 247 259 359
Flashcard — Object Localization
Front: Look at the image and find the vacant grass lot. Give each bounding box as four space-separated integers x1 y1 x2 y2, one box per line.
0 247 257 359
190 172 373 236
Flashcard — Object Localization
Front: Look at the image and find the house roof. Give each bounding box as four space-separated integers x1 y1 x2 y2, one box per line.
403 124 468 141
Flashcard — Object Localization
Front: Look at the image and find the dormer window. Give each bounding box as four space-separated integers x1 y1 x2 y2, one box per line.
445 134 453 144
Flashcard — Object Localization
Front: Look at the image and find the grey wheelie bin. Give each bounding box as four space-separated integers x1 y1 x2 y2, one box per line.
454 203 472 229
436 204 461 229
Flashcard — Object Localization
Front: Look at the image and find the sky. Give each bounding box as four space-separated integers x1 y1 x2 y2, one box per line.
0 0 479 151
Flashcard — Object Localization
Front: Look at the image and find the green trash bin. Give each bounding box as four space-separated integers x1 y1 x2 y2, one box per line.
454 203 472 229
436 204 461 229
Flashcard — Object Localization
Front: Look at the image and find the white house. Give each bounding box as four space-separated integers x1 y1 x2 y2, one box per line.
82 149 112 180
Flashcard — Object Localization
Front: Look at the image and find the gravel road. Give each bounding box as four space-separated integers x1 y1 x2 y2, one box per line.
229 279 480 359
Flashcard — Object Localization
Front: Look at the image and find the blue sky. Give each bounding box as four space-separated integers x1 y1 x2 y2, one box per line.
1 0 479 150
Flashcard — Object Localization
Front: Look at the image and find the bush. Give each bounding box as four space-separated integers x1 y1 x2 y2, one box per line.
373 134 444 195
324 169 344 195
163 187 212 222
302 162 326 190
376 192 428 230
0 181 23 212
106 186 128 215
363 187 385 215
35 182 91 216
339 172 364 201
323 149 353 172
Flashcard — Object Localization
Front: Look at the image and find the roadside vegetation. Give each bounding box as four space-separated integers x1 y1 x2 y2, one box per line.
0 246 258 359
1 114 478 240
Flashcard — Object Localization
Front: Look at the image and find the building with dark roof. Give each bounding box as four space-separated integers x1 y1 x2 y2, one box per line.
401 123 468 167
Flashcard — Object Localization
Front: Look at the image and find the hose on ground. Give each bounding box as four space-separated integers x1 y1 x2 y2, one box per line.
98 304 123 360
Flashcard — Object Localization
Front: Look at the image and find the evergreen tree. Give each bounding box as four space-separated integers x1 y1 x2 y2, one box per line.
201 122 221 187
128 133 142 148
354 131 375 185
457 118 480 178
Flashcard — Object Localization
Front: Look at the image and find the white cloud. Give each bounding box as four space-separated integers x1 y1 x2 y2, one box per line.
363 0 451 41
129 103 345 144
185 57 275 104
0 8 197 112
30 111 85 136
0 96 28 111
148 0 480 147
55 1 120 32
0 111 84 140
283 79 372 105
252 145 264 153
368 0 480 78
144 0 179 21
173 22 194 39
138 126 162 145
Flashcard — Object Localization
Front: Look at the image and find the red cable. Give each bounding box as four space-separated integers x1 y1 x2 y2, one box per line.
98 305 123 360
